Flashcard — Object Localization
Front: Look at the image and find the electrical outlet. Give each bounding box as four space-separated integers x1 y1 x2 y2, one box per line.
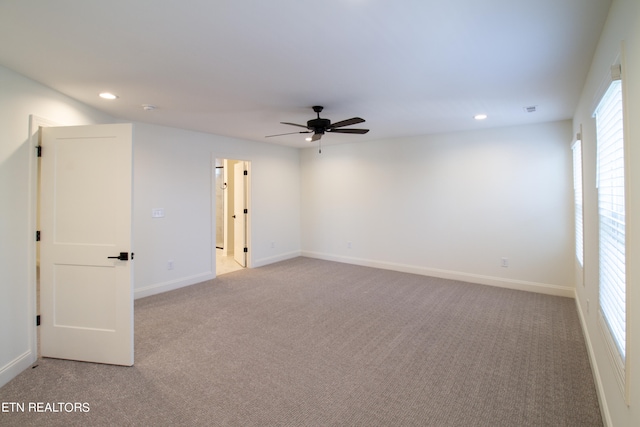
501 257 509 268
168 260 174 270
270 241 275 249
347 241 352 249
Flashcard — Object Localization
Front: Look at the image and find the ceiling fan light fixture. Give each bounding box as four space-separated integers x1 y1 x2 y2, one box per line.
99 92 118 100
305 136 312 142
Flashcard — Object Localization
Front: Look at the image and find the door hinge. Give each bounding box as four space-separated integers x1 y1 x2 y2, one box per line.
36 231 41 241
244 247 248 253
36 315 41 326
37 146 42 157
243 170 248 176
244 209 248 214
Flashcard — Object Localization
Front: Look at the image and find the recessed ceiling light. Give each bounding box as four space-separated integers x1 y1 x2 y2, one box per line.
99 92 118 100
474 114 488 120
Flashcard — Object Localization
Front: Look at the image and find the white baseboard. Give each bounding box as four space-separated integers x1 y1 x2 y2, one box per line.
134 272 215 300
301 251 575 298
575 299 611 427
252 250 301 268
0 350 36 389
134 252 303 299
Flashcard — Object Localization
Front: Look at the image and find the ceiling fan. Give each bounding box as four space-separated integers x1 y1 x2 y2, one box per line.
266 106 369 142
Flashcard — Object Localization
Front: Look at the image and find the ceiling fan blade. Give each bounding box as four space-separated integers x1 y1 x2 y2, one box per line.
280 121 309 129
265 131 311 138
330 117 365 129
328 128 369 134
311 133 322 142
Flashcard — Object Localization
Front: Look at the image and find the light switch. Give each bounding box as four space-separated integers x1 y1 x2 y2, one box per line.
152 208 165 218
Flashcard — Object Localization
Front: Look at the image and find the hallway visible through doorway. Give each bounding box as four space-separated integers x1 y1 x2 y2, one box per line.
215 157 250 275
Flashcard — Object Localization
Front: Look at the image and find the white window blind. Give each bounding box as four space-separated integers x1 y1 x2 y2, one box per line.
572 140 583 266
595 78 626 360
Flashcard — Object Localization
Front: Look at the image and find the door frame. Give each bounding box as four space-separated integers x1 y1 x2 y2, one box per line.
28 115 66 361
233 160 247 267
1 115 62 380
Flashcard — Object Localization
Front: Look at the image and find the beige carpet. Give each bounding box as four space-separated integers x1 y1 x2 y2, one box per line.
0 257 602 426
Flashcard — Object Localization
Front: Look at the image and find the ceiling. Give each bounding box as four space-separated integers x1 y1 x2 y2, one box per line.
0 0 611 148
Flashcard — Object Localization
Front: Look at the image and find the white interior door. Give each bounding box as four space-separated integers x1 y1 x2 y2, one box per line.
233 161 246 267
40 123 134 366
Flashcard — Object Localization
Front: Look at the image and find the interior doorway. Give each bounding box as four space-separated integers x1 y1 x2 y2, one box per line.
215 158 250 275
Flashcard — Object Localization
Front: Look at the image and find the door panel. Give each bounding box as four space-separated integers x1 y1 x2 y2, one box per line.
40 123 134 366
53 264 117 330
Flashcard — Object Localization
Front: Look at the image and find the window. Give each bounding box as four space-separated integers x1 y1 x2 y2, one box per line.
595 73 626 374
572 138 583 266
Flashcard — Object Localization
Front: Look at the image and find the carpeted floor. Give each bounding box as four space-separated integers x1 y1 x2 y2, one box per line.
0 257 602 426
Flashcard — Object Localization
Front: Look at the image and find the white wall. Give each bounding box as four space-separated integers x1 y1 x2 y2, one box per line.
301 120 574 296
573 0 640 425
0 65 302 388
0 65 114 387
133 123 301 298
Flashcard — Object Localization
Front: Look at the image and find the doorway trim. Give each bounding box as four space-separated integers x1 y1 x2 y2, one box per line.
27 115 65 363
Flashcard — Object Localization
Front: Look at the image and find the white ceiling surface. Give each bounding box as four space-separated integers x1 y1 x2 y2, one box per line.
0 0 611 148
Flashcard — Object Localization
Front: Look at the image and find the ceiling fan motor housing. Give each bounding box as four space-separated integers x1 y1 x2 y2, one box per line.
307 118 331 134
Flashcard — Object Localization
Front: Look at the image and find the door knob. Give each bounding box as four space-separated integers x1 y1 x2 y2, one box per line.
107 252 129 261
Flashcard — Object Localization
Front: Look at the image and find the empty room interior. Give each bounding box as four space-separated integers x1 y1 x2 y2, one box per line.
1 1 640 425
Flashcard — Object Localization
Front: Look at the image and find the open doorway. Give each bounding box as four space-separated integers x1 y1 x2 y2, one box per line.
215 158 250 275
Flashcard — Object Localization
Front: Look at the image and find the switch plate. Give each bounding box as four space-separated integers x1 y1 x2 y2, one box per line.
152 208 165 218
501 257 509 267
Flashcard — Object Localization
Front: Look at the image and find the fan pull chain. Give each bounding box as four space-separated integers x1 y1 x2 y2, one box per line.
318 139 322 154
